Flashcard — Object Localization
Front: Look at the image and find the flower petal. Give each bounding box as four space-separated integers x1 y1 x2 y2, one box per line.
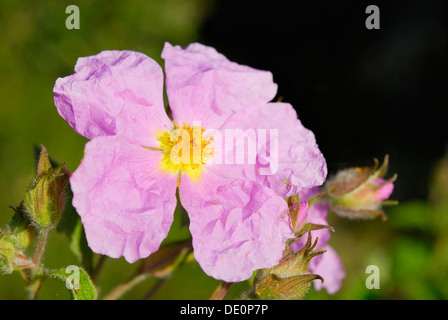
54 50 172 146
373 178 395 202
221 102 327 198
179 169 294 282
162 42 278 129
70 136 178 263
310 246 345 294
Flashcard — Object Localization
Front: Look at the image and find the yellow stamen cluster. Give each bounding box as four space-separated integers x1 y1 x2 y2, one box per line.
157 122 213 181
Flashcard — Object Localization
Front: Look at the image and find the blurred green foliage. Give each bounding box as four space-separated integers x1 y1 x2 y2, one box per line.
0 0 447 300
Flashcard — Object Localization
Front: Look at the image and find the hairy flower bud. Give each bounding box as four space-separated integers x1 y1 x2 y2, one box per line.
8 203 37 250
24 146 70 229
0 232 33 274
325 155 397 220
0 233 15 274
250 232 325 300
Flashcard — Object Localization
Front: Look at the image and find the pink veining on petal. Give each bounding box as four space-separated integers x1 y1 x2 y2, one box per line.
162 42 278 129
179 168 294 282
219 102 327 198
54 50 172 146
70 136 178 263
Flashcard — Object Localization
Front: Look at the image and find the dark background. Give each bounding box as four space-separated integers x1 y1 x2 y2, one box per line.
199 0 448 202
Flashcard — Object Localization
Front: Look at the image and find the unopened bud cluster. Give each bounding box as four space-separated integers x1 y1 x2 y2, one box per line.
0 146 70 274
0 229 34 274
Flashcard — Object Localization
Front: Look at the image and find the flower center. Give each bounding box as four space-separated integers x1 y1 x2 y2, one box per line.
157 122 213 181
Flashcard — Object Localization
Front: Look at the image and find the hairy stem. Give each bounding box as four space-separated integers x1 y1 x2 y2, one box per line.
27 230 49 300
32 230 48 268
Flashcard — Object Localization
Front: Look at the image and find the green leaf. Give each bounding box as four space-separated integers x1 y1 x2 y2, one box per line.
48 266 97 300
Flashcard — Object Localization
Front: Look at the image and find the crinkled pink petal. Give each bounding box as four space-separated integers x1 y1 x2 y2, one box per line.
54 50 172 146
310 246 345 294
201 124 259 182
179 167 294 282
162 42 278 129
221 102 327 198
255 103 327 198
70 136 178 263
299 186 323 202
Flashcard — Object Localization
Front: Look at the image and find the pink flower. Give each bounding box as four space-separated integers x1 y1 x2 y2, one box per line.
53 43 326 282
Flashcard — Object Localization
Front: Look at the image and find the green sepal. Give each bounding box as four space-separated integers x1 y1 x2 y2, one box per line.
255 273 323 300
293 222 334 239
286 194 300 233
251 232 327 300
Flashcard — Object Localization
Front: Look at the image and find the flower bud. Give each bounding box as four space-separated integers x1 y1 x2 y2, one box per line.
0 233 16 274
8 203 37 250
325 155 397 220
24 146 70 229
250 232 325 300
0 232 33 274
